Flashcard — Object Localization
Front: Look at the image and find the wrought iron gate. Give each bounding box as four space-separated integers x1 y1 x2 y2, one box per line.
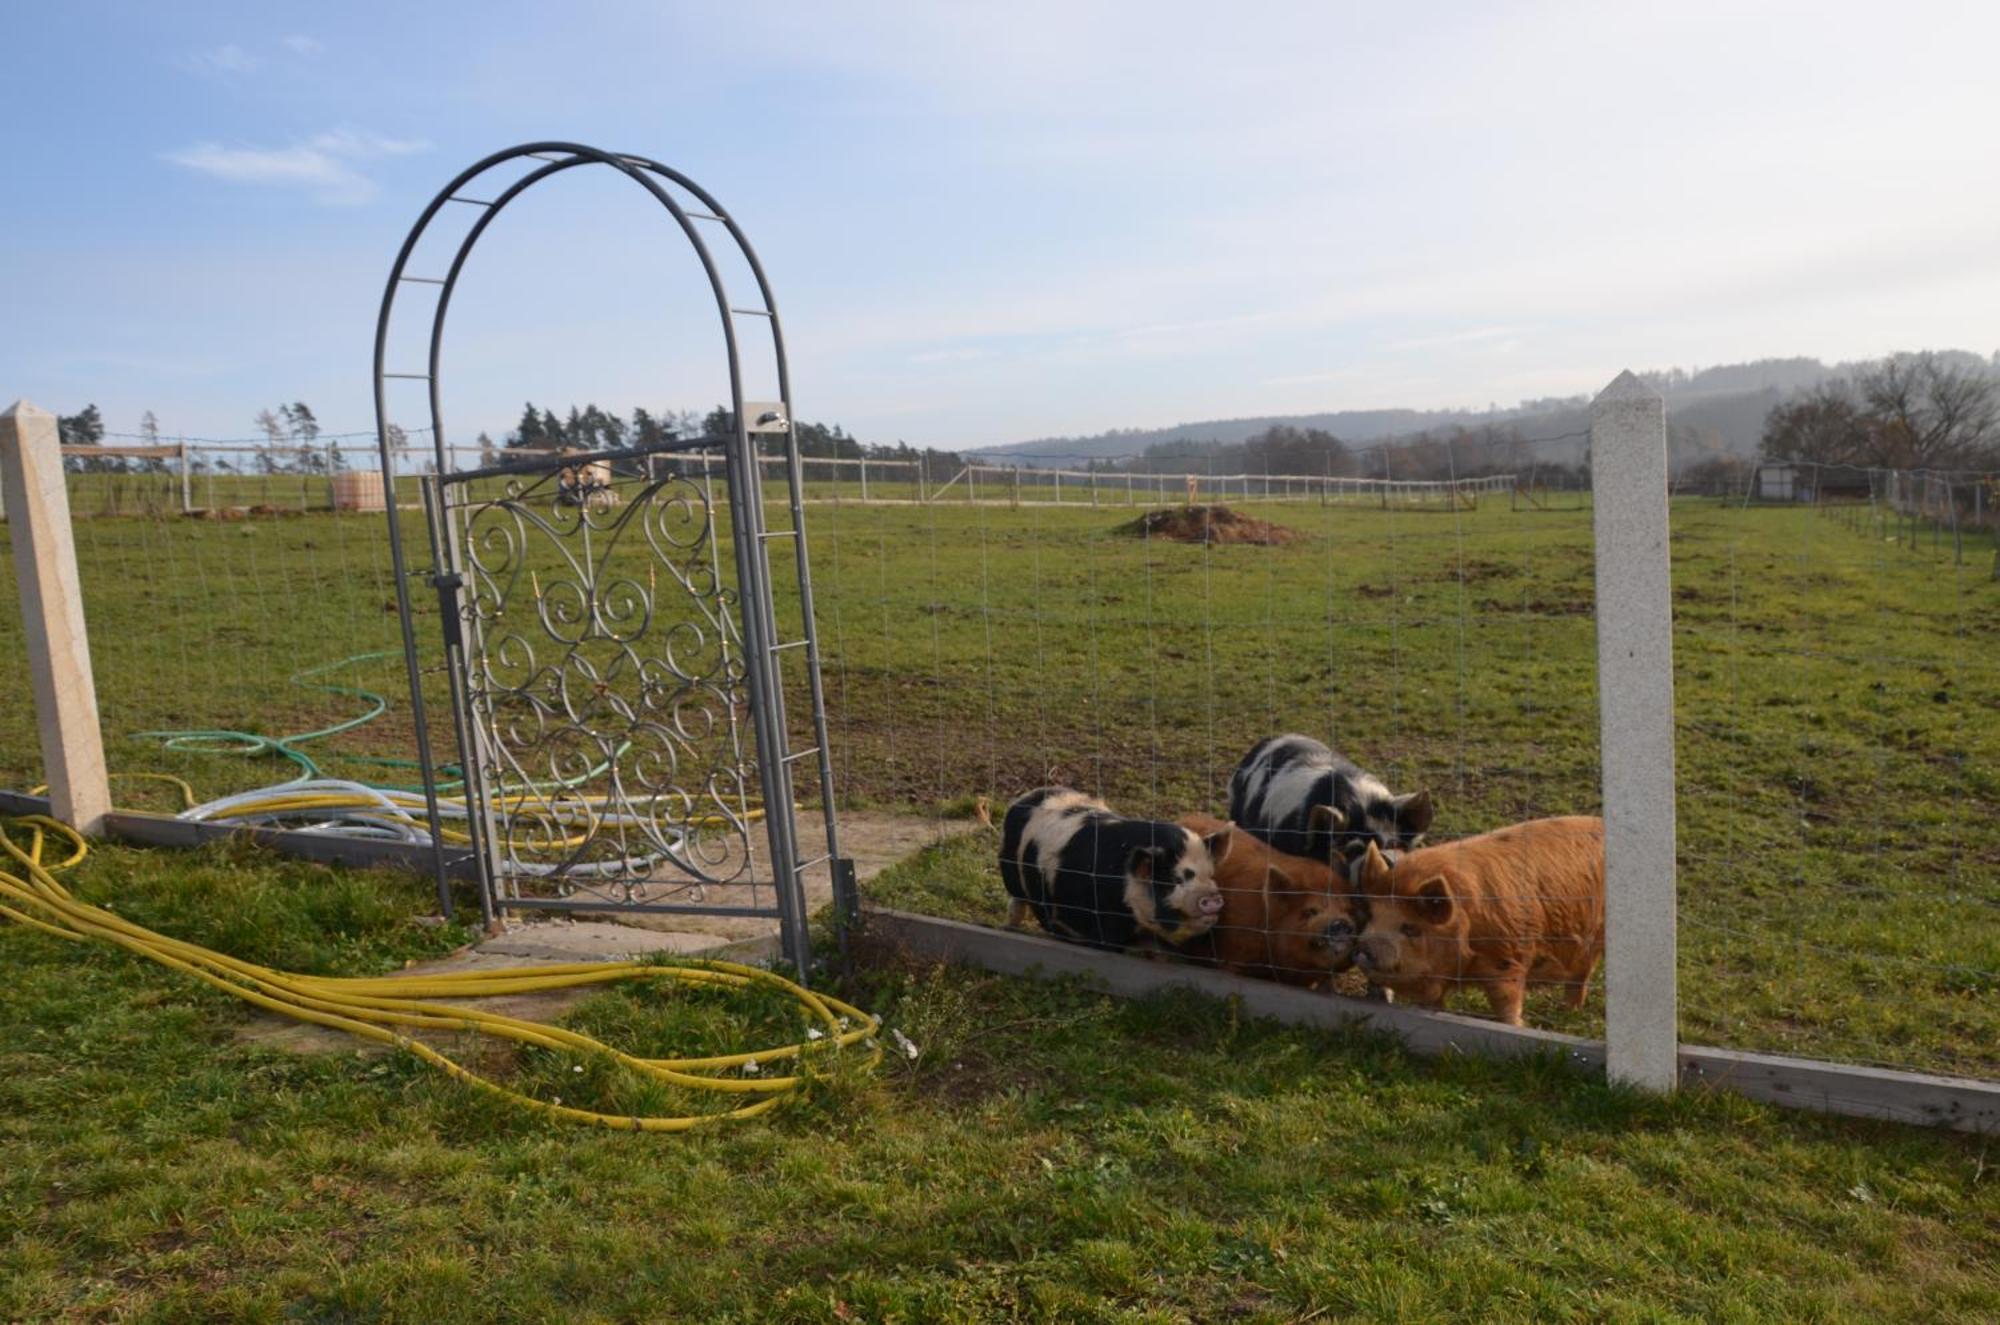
371 144 841 973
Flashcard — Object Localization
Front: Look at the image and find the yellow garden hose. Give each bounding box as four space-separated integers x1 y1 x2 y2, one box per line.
0 814 880 1132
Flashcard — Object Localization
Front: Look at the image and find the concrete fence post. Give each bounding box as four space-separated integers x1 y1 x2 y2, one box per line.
1590 371 1679 1093
0 400 111 833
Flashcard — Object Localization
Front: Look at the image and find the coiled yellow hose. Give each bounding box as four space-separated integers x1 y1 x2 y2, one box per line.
0 815 879 1132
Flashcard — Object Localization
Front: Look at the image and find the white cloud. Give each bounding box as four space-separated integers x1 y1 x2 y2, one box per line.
1384 326 1532 353
281 34 324 57
177 43 261 76
162 130 431 205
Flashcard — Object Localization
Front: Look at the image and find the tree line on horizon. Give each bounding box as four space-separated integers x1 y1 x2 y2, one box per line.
48 350 2000 490
502 401 972 480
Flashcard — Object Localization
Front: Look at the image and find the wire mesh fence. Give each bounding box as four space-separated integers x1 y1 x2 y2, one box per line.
3 422 1995 1086
814 442 1999 1084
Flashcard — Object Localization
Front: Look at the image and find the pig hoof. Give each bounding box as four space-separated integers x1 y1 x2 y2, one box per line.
1366 985 1394 1004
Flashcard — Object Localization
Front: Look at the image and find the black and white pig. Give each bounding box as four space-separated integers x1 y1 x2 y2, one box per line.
999 786 1229 950
1227 734 1433 869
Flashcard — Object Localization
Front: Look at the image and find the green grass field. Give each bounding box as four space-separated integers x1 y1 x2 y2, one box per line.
1 839 1996 1322
1 487 1996 1083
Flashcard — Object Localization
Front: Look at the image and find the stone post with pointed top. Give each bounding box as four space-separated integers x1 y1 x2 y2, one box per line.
1 400 110 833
1591 371 1679 1093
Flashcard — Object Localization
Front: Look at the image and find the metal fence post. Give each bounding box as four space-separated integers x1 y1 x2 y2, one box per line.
1950 481 1962 566
0 400 111 833
1590 371 1679 1093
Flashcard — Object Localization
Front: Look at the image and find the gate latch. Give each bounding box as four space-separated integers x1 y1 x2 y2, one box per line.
431 571 466 651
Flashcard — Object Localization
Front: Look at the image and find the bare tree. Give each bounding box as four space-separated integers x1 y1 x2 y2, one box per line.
1761 384 1867 467
253 408 286 474
1763 353 2000 471
1858 353 1999 468
384 423 410 474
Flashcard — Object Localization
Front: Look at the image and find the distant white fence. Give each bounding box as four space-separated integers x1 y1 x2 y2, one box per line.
12 441 1518 520
691 454 1517 509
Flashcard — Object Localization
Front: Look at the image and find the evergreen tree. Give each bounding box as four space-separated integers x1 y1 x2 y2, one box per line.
56 404 107 472
512 402 547 449
283 401 324 472
594 406 626 447
285 401 321 442
57 403 104 446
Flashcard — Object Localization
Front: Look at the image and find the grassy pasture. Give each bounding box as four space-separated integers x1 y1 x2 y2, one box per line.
0 840 1995 1322
0 487 1996 1079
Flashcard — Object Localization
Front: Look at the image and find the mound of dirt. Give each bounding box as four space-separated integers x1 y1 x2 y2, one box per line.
1116 504 1300 546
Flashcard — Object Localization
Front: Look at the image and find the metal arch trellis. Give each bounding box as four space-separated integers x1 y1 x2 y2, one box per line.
370 142 842 976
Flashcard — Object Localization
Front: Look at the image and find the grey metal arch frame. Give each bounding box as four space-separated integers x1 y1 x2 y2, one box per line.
371 141 842 975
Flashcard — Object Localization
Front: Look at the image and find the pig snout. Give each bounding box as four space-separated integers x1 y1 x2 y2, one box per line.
1353 935 1396 973
1196 891 1225 915
1319 918 1357 968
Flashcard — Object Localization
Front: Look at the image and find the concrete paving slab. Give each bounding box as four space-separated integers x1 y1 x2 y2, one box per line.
606 810 954 942
237 812 962 1057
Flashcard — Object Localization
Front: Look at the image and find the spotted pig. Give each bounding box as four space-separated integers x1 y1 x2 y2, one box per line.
999 787 1227 950
1228 734 1433 869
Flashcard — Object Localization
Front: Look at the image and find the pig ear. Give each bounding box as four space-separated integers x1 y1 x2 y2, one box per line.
1263 865 1297 898
1393 789 1434 837
1201 827 1232 866
1125 846 1157 881
1308 803 1347 833
1415 875 1453 925
1359 841 1392 890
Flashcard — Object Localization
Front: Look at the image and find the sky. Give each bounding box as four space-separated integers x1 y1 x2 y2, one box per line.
6 1 2000 450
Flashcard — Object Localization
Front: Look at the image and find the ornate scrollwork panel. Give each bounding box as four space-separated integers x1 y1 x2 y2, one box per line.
448 462 759 904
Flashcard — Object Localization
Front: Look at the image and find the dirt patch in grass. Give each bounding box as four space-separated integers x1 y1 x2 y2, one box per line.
1476 595 1594 616
1116 504 1301 546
